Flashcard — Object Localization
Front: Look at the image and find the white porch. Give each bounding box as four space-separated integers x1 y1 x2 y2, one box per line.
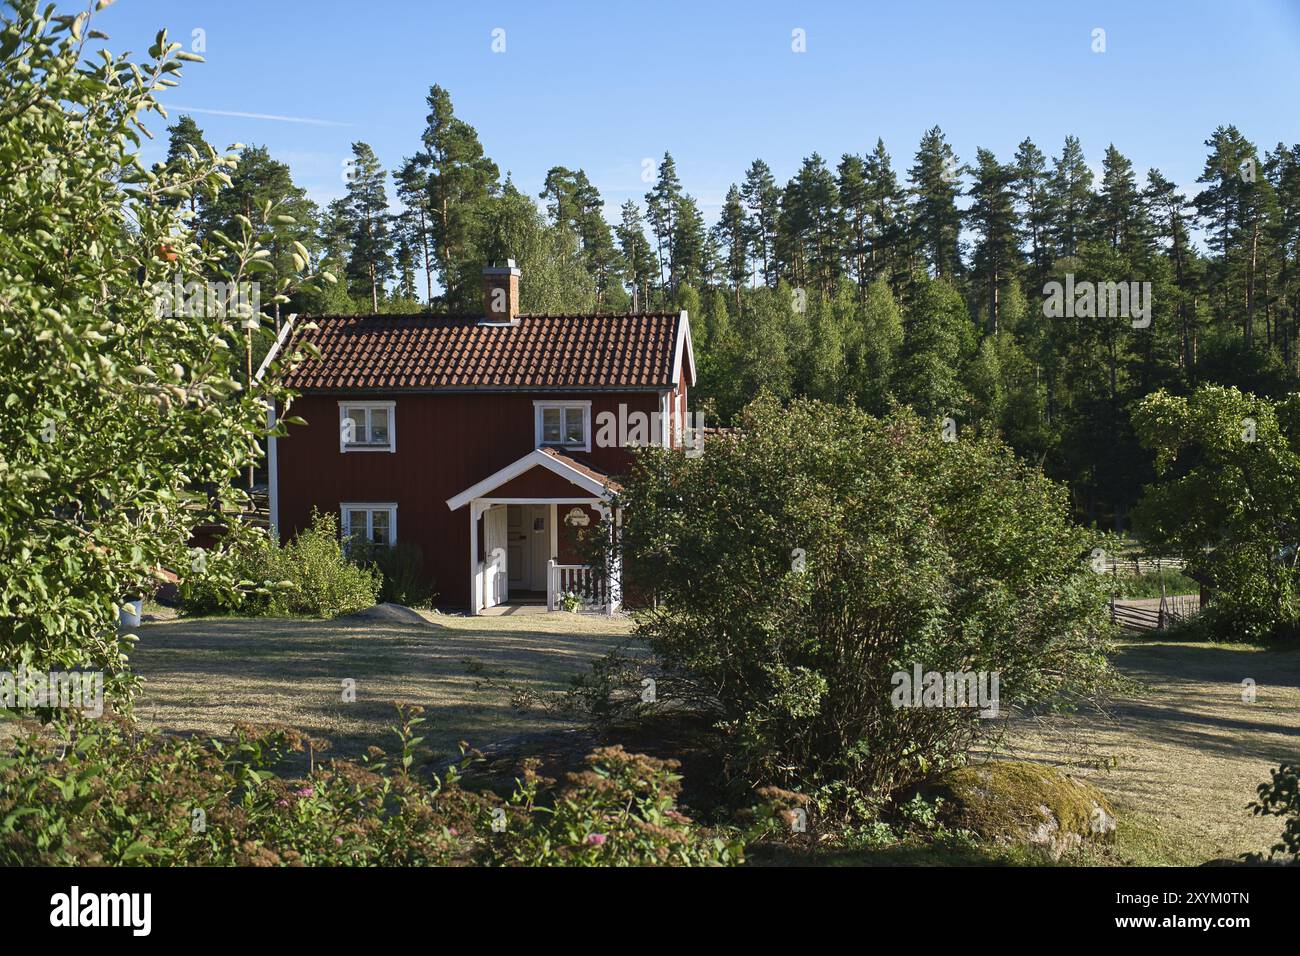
446 449 622 616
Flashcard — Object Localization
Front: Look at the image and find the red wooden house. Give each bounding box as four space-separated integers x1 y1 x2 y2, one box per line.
263 262 696 614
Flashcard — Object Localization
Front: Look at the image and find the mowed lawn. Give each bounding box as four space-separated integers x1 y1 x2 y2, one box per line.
130 607 633 762
1004 638 1300 863
128 608 1300 862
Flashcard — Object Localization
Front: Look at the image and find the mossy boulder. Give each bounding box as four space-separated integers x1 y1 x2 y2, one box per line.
927 761 1117 860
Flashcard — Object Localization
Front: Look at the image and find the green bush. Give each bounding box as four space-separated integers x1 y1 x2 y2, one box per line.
179 510 378 619
353 539 436 608
0 708 752 867
1133 386 1300 642
277 510 380 617
603 396 1118 810
177 526 280 617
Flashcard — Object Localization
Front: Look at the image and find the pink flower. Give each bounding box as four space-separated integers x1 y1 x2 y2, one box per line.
586 833 607 846
334 836 344 846
295 786 314 798
276 799 289 807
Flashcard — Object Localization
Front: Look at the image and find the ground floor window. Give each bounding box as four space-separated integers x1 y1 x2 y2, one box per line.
341 502 397 547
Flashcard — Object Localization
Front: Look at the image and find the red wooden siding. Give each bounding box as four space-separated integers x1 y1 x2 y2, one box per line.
275 390 661 607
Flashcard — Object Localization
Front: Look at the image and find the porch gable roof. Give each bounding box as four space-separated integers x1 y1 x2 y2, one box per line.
445 447 621 511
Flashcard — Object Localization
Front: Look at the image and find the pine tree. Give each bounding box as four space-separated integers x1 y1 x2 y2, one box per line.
907 127 964 280
837 153 871 295
1093 144 1149 256
646 152 682 293
394 156 436 304
740 158 781 287
966 148 1021 333
420 84 499 308
616 201 656 310
864 139 908 293
713 184 750 304
671 193 709 291
197 144 319 326
340 141 394 314
1047 135 1094 260
162 115 213 216
778 153 841 295
1145 169 1199 370
1012 138 1051 284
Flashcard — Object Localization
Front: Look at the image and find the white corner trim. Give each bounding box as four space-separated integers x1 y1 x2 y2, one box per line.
532 399 593 453
266 400 279 539
254 314 297 385
672 309 696 388
446 448 610 511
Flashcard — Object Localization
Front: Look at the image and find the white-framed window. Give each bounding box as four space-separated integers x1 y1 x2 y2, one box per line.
534 400 591 452
341 503 397 547
338 401 396 452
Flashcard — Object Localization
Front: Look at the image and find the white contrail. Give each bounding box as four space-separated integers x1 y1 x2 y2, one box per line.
166 106 352 127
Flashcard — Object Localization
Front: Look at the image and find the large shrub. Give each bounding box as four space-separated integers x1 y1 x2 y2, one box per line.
0 708 750 867
605 397 1116 808
1132 386 1300 642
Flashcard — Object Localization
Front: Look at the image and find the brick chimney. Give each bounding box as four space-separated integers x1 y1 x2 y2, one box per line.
482 260 520 324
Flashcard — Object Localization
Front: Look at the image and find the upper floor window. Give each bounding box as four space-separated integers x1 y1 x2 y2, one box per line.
341 503 396 548
534 401 591 452
339 401 395 452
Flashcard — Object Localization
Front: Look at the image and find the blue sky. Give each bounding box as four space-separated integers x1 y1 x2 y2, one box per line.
99 0 1300 223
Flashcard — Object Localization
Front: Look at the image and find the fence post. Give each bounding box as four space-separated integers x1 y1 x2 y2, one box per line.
547 559 556 612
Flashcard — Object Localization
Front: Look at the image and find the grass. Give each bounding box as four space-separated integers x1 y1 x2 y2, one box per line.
125 606 633 766
999 637 1300 863
1108 569 1200 600
100 608 1300 864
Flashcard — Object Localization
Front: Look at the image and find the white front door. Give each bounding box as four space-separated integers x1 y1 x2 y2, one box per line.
483 505 508 608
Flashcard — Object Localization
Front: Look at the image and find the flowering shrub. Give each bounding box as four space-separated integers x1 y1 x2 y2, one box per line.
0 708 753 867
487 746 745 866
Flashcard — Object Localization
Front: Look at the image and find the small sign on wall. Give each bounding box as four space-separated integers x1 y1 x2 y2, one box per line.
565 507 590 527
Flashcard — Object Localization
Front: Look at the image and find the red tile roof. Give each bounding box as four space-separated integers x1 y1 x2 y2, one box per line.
279 312 684 392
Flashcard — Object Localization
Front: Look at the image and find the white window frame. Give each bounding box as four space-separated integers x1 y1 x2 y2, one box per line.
338 400 396 453
340 502 397 548
533 400 592 452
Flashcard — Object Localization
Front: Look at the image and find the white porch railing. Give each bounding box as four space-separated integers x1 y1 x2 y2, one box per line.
547 559 615 615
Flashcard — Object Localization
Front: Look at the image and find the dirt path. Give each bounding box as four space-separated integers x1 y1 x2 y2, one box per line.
1004 638 1300 862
